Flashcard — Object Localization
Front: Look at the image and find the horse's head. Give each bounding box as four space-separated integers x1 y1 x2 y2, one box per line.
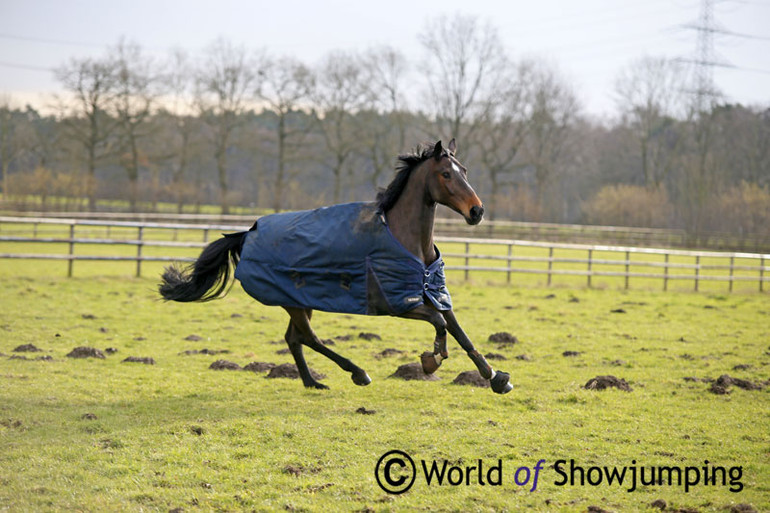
425 139 484 225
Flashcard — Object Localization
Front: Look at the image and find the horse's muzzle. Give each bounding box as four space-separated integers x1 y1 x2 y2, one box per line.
467 205 484 225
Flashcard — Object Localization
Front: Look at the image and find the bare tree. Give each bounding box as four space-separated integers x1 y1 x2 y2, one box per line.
614 56 688 188
158 48 200 212
359 46 412 189
256 56 315 212
0 96 31 202
312 51 368 203
55 56 118 210
522 63 579 218
476 60 536 219
419 13 509 142
111 39 158 210
195 38 263 214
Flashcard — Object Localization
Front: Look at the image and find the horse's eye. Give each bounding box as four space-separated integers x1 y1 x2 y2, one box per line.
442 171 451 179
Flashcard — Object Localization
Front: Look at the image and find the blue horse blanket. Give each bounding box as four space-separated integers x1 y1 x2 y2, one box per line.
234 202 452 316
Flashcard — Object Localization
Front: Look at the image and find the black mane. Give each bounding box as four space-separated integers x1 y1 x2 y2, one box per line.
375 142 436 213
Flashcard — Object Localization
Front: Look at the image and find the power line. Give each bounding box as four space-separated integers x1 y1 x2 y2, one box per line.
715 28 770 40
0 32 105 49
0 60 53 72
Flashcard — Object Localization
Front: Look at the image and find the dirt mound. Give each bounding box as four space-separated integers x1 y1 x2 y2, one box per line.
104 347 118 354
358 332 382 341
729 504 757 513
374 348 406 359
179 348 230 355
488 332 518 345
209 359 241 370
684 376 712 383
66 347 106 359
562 350 581 357
515 354 532 361
584 375 632 392
485 352 507 360
355 407 376 415
122 356 155 365
184 334 203 341
13 344 41 352
709 374 764 394
282 464 322 476
388 362 440 381
242 361 276 373
9 355 53 361
266 363 325 380
451 370 490 388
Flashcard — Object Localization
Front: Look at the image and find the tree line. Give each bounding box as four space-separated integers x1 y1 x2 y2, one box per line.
1 14 768 240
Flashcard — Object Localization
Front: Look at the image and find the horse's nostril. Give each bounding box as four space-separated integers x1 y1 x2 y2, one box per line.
470 205 484 220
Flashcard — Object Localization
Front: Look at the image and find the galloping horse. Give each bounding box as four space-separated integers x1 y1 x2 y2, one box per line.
159 139 512 394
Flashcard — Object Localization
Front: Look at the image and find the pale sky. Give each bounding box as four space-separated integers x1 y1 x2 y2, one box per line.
1 0 768 118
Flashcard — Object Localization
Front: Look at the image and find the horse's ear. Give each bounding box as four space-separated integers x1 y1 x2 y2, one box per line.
433 140 443 161
448 138 457 154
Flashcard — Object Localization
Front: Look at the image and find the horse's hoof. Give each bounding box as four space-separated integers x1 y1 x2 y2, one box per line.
490 371 513 395
352 370 372 386
420 351 441 374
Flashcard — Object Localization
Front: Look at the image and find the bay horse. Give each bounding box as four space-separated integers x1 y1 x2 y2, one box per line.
159 139 512 394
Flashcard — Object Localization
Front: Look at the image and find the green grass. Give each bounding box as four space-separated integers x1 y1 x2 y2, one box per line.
0 259 768 512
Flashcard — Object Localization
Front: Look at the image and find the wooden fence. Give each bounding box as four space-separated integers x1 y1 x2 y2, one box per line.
8 210 769 252
0 216 767 292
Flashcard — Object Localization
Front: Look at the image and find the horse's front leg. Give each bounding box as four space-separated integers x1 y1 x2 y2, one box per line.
399 304 448 374
442 309 514 395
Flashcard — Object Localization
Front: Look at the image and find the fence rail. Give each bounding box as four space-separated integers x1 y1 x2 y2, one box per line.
7 210 768 252
1 216 767 292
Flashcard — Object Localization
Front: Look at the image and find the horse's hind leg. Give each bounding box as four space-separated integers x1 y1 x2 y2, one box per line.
284 318 329 390
284 307 371 387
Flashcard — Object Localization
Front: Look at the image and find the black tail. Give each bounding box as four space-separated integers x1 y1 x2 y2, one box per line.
159 231 246 302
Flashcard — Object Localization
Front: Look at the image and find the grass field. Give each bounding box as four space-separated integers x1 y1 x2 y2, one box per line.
1 254 768 512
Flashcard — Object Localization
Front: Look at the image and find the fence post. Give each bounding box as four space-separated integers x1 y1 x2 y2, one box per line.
203 228 209 243
547 246 554 286
664 253 669 292
136 226 144 278
587 249 593 288
464 242 470 281
695 255 700 292
506 244 512 284
67 223 75 278
729 256 734 293
625 250 630 290
760 256 765 293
